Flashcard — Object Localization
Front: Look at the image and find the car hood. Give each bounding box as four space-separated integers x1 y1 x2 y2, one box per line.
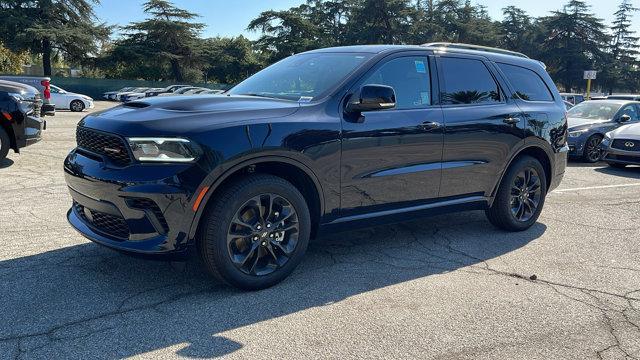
81 95 301 136
567 117 610 128
608 123 640 140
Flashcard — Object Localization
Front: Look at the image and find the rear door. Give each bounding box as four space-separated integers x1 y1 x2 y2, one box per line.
436 55 525 199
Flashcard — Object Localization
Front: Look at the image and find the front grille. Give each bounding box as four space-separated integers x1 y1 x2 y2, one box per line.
76 126 132 166
74 202 130 240
612 139 640 152
126 198 169 234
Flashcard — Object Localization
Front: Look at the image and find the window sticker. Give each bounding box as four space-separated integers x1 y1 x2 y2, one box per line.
420 92 430 105
298 96 313 103
415 60 427 74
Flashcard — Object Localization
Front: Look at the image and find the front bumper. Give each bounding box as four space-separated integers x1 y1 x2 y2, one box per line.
567 137 586 157
64 149 205 256
15 115 45 150
602 146 640 165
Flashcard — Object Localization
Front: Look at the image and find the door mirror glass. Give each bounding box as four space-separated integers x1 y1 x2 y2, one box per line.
346 84 396 113
619 114 631 123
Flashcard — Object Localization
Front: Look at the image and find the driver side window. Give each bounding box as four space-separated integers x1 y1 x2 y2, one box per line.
360 56 432 110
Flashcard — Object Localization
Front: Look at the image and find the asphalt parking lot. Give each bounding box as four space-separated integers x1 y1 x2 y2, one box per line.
1 102 639 360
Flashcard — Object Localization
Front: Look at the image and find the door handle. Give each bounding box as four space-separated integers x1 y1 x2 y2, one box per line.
503 117 521 125
419 121 441 131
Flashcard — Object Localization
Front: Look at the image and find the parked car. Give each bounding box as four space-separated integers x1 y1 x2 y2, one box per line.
200 89 225 95
103 87 134 100
158 86 199 96
145 85 191 97
50 85 94 112
183 88 210 95
0 75 55 116
601 123 640 168
0 80 45 160
607 94 640 101
561 93 585 105
114 87 150 102
567 100 639 162
64 43 567 290
121 88 164 102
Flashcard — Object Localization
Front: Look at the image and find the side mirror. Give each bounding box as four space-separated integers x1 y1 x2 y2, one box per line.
619 114 632 123
346 84 396 113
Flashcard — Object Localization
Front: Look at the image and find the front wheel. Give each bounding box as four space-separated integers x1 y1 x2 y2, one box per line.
70 100 85 112
583 135 604 163
0 127 10 160
486 156 547 232
197 174 311 290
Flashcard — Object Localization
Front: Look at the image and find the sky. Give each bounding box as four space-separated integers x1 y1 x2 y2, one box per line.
95 0 640 40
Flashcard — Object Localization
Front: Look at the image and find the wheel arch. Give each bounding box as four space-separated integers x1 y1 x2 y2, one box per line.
188 155 325 240
490 144 553 204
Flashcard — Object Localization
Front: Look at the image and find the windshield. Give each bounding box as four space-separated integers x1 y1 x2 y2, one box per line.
229 53 372 101
567 102 622 120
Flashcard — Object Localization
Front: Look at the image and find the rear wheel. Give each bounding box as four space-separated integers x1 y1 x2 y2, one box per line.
583 134 604 163
486 156 547 232
197 174 311 290
607 162 627 169
70 100 85 112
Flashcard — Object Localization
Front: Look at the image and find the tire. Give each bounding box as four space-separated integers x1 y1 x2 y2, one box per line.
582 134 604 163
197 174 311 290
0 127 9 161
607 162 627 169
486 156 547 232
70 100 85 112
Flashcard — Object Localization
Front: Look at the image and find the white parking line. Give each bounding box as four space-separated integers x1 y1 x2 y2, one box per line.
553 183 640 193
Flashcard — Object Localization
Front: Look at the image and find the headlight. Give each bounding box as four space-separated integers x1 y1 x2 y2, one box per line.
601 133 612 147
127 138 197 162
568 130 588 138
8 92 32 114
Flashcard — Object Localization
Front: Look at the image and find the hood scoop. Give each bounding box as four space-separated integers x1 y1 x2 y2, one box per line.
123 102 151 109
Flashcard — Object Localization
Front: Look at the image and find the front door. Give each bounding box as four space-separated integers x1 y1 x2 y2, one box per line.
340 54 444 217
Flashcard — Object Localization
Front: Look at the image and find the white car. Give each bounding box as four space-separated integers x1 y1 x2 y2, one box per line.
601 122 640 168
50 85 94 112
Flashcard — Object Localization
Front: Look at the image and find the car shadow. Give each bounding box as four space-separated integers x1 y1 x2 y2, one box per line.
0 158 14 169
595 165 640 179
0 211 546 358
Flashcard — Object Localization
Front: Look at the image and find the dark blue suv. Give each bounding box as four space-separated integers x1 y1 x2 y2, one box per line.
64 43 568 289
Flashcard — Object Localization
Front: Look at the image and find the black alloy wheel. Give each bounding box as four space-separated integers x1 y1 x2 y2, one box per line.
0 127 9 160
583 135 603 163
227 193 300 276
198 174 311 290
509 167 542 222
485 155 547 232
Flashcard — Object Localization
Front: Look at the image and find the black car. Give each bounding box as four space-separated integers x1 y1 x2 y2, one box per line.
566 100 639 162
64 44 568 289
0 80 46 161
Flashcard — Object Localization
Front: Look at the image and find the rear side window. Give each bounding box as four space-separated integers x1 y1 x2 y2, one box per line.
439 57 501 105
498 63 554 102
361 56 431 109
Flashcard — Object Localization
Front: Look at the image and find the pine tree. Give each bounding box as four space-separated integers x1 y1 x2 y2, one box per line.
539 0 610 91
607 0 639 93
0 0 110 76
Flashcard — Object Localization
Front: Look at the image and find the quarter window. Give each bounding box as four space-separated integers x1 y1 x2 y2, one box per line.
497 63 554 101
440 57 502 105
360 57 431 109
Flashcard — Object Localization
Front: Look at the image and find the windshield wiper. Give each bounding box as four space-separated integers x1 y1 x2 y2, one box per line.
238 93 279 99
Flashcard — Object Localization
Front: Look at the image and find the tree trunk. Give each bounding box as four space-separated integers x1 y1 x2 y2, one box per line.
170 59 183 82
42 38 52 76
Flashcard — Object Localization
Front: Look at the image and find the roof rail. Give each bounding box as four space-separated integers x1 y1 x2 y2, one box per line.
422 42 530 59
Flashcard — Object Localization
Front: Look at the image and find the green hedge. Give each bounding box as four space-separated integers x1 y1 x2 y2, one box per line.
50 77 228 99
